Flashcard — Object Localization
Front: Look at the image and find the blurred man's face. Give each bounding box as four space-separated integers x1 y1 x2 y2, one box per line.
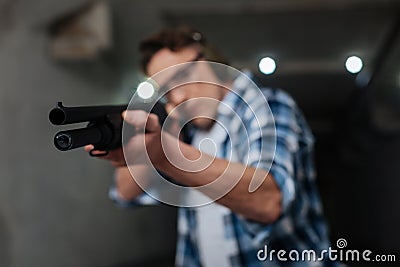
146 47 227 130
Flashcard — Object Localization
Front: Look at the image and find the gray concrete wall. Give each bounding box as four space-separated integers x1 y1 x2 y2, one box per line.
0 1 176 266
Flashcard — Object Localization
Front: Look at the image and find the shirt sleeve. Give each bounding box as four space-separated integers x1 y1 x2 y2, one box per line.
238 89 301 244
252 90 299 212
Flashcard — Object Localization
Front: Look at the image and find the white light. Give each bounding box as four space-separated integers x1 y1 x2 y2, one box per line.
345 56 363 74
137 81 155 99
259 57 276 75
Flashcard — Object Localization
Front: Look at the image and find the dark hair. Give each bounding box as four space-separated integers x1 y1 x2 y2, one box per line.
139 25 228 74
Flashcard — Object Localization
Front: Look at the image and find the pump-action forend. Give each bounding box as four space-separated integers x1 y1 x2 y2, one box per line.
49 101 167 156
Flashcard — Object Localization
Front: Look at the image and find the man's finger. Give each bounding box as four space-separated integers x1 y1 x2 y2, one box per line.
84 145 94 152
123 110 160 132
145 113 161 132
123 110 148 127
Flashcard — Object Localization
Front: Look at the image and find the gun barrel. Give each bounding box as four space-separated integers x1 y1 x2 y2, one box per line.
49 102 127 125
49 101 168 153
54 127 103 151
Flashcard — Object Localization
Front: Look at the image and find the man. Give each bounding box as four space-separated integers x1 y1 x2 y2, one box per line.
88 26 335 266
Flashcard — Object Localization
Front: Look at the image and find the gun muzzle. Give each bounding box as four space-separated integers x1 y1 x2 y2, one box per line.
49 102 128 125
54 127 103 151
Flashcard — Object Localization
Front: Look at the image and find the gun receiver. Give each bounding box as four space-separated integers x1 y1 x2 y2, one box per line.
49 101 167 156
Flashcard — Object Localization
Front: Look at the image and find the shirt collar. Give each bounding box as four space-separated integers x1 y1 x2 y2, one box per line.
217 71 254 117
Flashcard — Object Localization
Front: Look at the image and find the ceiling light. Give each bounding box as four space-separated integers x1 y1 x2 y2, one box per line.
137 81 155 100
259 57 276 75
345 56 363 74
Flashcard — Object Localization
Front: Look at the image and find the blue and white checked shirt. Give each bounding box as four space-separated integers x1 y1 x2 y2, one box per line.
109 75 336 267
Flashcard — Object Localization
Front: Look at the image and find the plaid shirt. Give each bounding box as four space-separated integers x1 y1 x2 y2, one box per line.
109 75 336 267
